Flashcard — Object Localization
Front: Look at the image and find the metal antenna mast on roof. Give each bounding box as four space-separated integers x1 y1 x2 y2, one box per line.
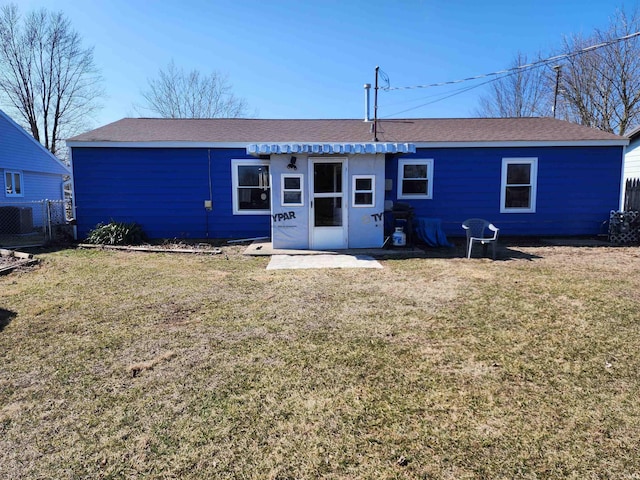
374 66 379 141
552 65 562 118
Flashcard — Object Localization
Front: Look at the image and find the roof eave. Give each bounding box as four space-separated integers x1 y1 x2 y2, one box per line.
65 140 252 148
626 124 640 140
1 108 70 174
413 139 630 147
67 139 629 149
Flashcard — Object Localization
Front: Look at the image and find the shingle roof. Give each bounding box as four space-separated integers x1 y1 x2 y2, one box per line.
67 117 626 144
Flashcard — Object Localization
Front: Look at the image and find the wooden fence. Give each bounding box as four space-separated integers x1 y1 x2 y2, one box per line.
625 178 640 211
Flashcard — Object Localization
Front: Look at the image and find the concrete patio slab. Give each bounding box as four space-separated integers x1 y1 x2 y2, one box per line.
266 254 383 270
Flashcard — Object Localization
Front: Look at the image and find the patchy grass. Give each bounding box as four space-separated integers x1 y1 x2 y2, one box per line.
1 244 640 479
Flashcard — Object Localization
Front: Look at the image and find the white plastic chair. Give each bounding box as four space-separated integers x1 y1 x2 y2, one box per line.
462 218 499 259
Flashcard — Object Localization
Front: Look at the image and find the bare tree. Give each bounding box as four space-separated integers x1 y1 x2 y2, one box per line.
475 8 640 135
475 52 553 118
0 4 102 156
559 8 640 135
138 60 248 118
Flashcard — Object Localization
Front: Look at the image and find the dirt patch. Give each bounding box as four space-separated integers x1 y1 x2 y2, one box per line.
127 351 177 377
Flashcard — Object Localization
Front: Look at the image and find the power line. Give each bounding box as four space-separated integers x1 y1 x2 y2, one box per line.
384 31 640 92
381 75 507 117
378 30 640 117
379 68 515 110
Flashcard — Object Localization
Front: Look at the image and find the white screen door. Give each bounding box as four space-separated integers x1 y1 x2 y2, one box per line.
310 158 347 249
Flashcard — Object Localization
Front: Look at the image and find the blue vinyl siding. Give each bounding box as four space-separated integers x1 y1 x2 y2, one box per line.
1 111 67 203
72 147 269 240
0 112 69 176
19 171 65 201
72 143 624 242
0 172 64 228
387 146 623 237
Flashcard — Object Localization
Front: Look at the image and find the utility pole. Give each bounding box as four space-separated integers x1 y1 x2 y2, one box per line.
374 66 379 141
553 65 562 118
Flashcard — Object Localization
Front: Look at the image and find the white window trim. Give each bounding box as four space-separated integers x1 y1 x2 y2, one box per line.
398 158 433 199
500 157 538 213
4 170 24 197
281 173 304 207
352 174 375 207
231 159 271 215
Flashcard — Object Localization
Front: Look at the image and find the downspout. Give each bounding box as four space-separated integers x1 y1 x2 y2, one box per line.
206 149 213 237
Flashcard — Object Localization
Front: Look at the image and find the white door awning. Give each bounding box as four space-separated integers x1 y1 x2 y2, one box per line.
247 142 416 156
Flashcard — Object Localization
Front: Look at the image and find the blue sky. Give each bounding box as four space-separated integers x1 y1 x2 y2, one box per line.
2 0 633 130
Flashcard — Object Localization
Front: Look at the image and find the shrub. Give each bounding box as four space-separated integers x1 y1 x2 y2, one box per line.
85 221 147 246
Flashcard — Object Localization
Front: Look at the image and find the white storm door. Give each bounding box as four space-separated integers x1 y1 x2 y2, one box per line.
310 158 347 249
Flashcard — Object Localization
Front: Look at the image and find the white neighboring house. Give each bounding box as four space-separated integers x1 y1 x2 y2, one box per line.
625 126 640 180
623 126 640 209
1 108 71 234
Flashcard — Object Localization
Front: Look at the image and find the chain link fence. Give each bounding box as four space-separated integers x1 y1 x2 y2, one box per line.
0 199 73 248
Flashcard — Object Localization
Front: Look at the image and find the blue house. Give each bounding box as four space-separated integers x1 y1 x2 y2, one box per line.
66 117 627 248
1 109 70 232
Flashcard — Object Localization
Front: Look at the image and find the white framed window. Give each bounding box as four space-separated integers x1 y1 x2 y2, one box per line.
398 159 433 199
352 175 375 207
4 170 23 197
231 159 270 215
281 173 304 206
501 158 538 213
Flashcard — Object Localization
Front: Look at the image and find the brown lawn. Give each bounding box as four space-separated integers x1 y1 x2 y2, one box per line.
1 243 639 479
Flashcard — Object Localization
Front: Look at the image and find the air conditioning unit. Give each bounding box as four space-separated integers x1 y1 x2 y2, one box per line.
0 206 34 234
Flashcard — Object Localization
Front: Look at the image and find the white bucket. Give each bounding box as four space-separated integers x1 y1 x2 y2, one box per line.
392 227 406 247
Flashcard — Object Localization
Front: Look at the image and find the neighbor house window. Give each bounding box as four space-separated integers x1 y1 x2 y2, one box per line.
281 174 303 206
501 158 538 213
4 170 23 197
352 175 375 207
398 159 433 199
232 160 270 214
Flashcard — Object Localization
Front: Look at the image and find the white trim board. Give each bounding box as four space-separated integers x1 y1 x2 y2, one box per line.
66 139 629 149
412 140 628 148
66 141 253 149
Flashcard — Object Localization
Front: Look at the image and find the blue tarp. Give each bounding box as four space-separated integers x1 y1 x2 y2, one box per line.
415 217 454 247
